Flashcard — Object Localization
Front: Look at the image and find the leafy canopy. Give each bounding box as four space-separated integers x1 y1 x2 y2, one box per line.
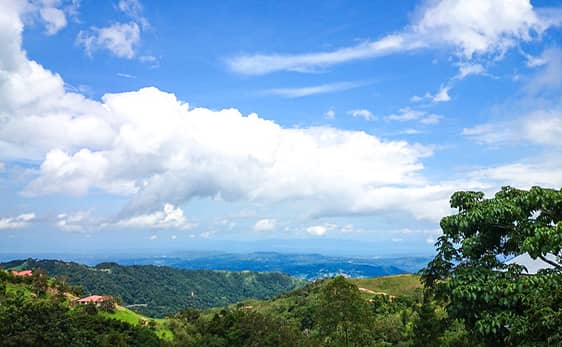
421 186 562 346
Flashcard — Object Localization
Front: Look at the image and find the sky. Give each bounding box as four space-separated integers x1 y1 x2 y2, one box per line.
0 0 561 257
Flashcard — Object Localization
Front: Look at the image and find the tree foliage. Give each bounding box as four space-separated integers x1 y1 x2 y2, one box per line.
421 186 562 346
315 276 375 346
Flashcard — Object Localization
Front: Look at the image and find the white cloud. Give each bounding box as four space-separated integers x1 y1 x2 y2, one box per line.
520 50 548 67
385 108 443 125
525 48 562 94
254 218 276 232
227 0 560 75
456 63 485 79
77 22 140 59
116 204 194 229
306 225 329 236
469 155 562 189
0 213 35 230
324 108 335 120
40 6 67 35
432 85 451 102
138 55 159 67
56 211 94 232
419 114 443 125
411 85 452 103
265 81 363 98
347 109 375 121
227 35 411 75
116 72 135 78
463 106 562 146
149 234 158 240
385 108 425 122
118 0 149 29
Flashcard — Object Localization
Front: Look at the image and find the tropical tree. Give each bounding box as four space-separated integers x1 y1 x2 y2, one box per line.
421 186 562 346
315 276 375 346
31 269 49 296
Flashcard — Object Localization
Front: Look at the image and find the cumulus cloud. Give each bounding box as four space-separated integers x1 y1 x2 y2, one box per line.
116 204 194 229
305 223 345 236
254 218 276 232
0 213 35 230
227 0 560 75
56 211 95 232
39 6 67 35
306 225 329 236
75 0 149 59
20 0 81 36
77 22 140 59
9 82 436 219
324 108 335 120
347 109 375 121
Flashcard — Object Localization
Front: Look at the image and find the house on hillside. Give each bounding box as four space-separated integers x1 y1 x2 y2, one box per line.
74 295 111 306
504 253 558 275
11 270 33 277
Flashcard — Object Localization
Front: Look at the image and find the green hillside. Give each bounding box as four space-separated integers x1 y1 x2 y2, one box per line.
350 274 422 298
1 259 306 317
0 270 169 346
165 275 443 346
101 306 173 340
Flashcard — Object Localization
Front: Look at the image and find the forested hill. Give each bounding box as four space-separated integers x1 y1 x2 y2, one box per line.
0 259 306 317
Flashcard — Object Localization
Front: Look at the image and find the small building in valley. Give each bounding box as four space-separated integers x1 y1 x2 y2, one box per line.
75 295 110 306
11 270 33 277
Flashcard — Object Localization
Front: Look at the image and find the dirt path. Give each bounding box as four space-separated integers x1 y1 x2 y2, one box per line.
358 287 396 299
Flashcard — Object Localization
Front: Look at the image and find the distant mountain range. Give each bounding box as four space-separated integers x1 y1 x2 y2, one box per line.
114 252 431 280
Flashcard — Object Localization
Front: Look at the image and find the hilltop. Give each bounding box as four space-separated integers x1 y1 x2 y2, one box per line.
0 269 171 346
0 259 305 317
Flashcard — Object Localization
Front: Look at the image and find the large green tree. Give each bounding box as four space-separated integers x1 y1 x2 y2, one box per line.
421 186 562 346
315 276 375 347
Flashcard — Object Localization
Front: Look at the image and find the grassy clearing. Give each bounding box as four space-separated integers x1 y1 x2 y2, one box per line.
350 274 423 298
5 282 33 298
101 306 174 341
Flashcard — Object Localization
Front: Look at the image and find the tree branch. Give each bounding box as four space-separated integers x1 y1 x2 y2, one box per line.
538 254 562 269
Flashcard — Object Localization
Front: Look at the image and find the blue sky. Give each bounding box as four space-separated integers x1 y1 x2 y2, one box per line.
0 0 561 256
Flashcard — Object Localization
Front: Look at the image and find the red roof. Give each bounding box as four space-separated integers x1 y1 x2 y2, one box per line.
77 295 108 303
12 270 33 277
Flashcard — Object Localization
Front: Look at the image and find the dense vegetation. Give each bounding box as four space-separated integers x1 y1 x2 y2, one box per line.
166 275 469 346
0 259 305 317
0 270 167 347
421 186 562 346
